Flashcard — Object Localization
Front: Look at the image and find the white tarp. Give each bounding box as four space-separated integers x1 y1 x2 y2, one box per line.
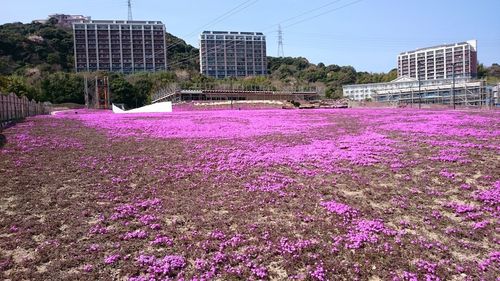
112 102 172 114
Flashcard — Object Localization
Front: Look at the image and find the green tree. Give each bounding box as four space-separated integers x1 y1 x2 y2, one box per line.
325 86 343 100
477 63 487 78
109 74 136 108
5 75 31 97
47 52 60 65
133 78 153 107
487 63 500 77
40 72 84 103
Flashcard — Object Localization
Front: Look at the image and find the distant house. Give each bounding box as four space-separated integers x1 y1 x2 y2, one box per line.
33 14 91 28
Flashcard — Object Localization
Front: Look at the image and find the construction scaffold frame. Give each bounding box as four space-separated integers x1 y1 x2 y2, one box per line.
151 84 319 104
372 80 497 108
84 76 111 109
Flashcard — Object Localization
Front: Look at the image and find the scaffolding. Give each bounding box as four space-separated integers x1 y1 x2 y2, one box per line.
151 83 319 104
84 76 110 109
371 79 495 108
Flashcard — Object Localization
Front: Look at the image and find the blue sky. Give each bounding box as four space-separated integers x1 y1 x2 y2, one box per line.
1 0 499 72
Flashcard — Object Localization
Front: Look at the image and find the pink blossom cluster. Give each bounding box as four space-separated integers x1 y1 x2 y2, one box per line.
133 254 186 279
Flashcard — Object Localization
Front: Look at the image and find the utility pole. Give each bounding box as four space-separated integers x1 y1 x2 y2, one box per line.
452 61 456 109
128 0 133 21
418 61 423 109
277 25 284 57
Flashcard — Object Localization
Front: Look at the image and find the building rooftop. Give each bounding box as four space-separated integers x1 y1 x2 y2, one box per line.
75 20 163 24
201 31 264 36
399 40 477 55
49 14 89 19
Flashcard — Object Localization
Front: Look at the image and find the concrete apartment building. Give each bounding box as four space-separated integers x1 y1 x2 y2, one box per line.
397 40 477 80
73 20 167 73
199 31 267 78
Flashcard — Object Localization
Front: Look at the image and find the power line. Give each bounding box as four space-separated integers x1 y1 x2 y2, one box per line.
283 0 364 29
168 41 243 69
166 0 259 52
168 40 249 69
185 0 259 37
262 0 344 31
167 0 365 69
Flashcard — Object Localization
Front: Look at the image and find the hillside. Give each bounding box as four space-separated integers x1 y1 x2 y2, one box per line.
1 21 498 106
0 22 198 74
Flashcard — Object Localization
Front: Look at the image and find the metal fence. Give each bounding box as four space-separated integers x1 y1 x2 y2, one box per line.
0 93 51 128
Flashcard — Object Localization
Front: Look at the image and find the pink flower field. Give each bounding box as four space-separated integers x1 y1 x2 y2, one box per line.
0 107 499 280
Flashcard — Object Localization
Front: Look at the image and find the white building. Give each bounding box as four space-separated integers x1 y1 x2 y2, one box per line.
343 76 487 106
493 84 500 105
34 14 91 28
343 76 423 101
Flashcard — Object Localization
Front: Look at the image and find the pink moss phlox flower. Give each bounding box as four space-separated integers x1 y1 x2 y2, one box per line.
123 229 148 240
346 219 391 249
445 202 476 214
220 234 244 249
111 204 138 220
401 271 418 281
82 264 93 272
209 230 226 240
138 254 186 276
136 255 156 266
150 235 173 246
136 198 162 209
148 255 186 275
104 254 120 265
251 266 268 278
472 220 489 230
475 181 500 206
88 244 100 252
460 183 471 190
416 259 438 274
429 148 467 163
279 237 316 255
89 225 108 235
320 200 358 218
245 172 295 193
212 251 226 264
139 214 157 225
478 251 500 271
194 258 208 270
439 170 456 179
310 263 326 281
149 223 161 230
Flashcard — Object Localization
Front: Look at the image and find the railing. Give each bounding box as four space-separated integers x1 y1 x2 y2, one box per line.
0 93 51 129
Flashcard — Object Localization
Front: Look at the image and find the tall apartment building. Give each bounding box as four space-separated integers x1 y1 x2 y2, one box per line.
199 31 267 78
73 20 167 73
397 40 477 80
